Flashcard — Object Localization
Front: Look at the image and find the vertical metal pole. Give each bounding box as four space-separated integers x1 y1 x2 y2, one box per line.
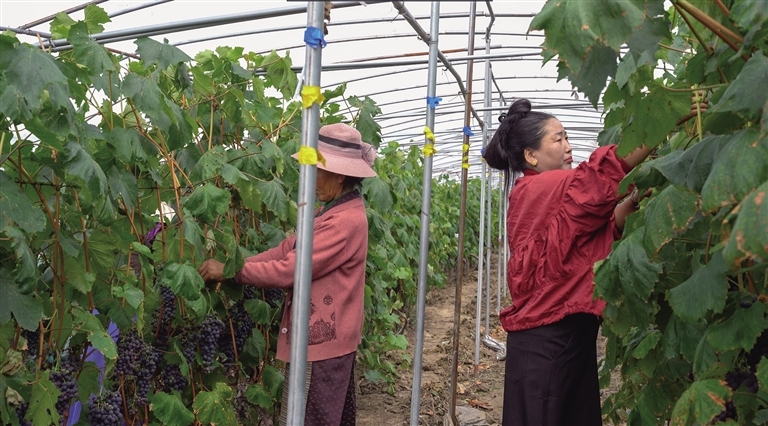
450 2 477 424
473 140 486 374
286 3 323 425
410 3 440 425
497 170 504 314
483 30 494 343
503 175 509 300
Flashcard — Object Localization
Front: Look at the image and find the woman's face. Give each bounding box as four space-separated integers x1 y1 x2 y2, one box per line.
315 168 345 203
526 118 573 172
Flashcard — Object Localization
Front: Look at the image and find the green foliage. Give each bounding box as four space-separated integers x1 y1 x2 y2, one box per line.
0 5 495 423
534 0 768 424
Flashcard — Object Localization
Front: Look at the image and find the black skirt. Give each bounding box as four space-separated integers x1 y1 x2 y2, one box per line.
502 313 602 426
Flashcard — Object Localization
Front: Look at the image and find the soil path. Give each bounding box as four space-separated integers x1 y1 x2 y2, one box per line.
355 253 617 426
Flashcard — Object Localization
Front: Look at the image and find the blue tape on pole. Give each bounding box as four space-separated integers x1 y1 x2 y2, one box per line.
426 96 442 109
481 146 487 156
304 27 327 48
463 126 475 137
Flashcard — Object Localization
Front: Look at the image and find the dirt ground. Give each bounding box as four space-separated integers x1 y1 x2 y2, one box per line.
354 253 620 426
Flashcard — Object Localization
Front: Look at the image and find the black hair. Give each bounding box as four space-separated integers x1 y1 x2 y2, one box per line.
342 176 364 191
482 98 556 189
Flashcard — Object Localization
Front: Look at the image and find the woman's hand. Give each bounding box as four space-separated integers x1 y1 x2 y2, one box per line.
198 259 226 283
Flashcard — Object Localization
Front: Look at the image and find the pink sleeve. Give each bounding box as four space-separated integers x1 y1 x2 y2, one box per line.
563 145 631 234
234 218 350 288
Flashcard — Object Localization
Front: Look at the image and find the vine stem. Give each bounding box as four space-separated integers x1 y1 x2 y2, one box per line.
674 0 748 61
714 0 730 17
72 190 95 311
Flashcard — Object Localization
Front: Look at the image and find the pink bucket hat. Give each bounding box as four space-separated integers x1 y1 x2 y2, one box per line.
294 123 377 178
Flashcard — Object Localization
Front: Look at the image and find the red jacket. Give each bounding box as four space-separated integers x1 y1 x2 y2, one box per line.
235 196 368 362
500 145 632 332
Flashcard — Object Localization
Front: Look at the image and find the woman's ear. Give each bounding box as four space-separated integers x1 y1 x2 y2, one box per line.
524 148 537 167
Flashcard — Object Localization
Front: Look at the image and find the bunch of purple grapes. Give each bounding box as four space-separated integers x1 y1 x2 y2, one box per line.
15 402 32 426
50 356 80 424
87 390 124 426
23 328 40 355
159 363 187 393
714 401 737 423
152 285 176 347
218 301 255 363
727 369 759 394
179 327 197 366
114 329 142 376
198 315 225 373
264 288 285 308
133 345 160 405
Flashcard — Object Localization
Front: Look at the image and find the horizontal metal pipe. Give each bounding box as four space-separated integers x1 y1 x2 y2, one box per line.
108 0 172 18
172 11 478 47
39 1 384 49
19 0 108 29
0 26 52 38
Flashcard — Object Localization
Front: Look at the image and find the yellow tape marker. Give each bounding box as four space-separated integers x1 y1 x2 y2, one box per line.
301 85 325 109
422 143 437 157
423 126 435 141
297 146 318 165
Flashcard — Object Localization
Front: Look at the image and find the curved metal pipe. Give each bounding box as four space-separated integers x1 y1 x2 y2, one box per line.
391 1 484 128
450 3 478 424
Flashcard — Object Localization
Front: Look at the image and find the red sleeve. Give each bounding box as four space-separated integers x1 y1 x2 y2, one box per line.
234 218 349 289
563 145 630 235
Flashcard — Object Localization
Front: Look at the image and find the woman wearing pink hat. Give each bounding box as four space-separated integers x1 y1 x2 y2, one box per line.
198 123 377 426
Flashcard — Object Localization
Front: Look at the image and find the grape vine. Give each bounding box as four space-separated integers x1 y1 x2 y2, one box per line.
0 4 496 424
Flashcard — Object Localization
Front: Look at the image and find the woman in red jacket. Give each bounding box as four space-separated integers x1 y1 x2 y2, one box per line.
198 123 377 426
482 98 657 425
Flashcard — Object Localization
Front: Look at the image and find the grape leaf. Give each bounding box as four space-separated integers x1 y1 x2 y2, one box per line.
239 328 266 366
710 52 768 122
28 372 61 426
669 379 730 426
64 141 108 200
73 308 117 359
108 166 138 211
643 185 701 255
245 384 272 408
50 12 77 39
135 37 192 70
244 299 272 325
668 252 729 323
362 177 393 213
0 171 45 233
107 127 147 165
193 382 237 426
189 145 227 182
184 183 231 224
161 262 203 302
707 301 768 352
2 227 37 283
652 134 731 193
662 315 706 362
261 364 284 398
82 4 111 34
256 178 288 221
631 329 661 359
723 180 768 266
0 277 42 331
701 128 768 211
68 22 113 77
616 84 690 157
150 391 195 426
0 44 68 120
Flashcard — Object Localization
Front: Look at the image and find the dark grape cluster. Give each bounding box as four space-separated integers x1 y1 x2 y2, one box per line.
133 345 160 405
726 370 759 394
746 328 768 368
114 329 142 376
152 285 177 347
179 327 197 366
715 401 737 423
87 390 124 426
218 301 255 363
15 402 32 426
243 285 256 300
159 363 187 393
50 367 78 423
264 287 285 308
23 328 40 355
198 315 225 373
